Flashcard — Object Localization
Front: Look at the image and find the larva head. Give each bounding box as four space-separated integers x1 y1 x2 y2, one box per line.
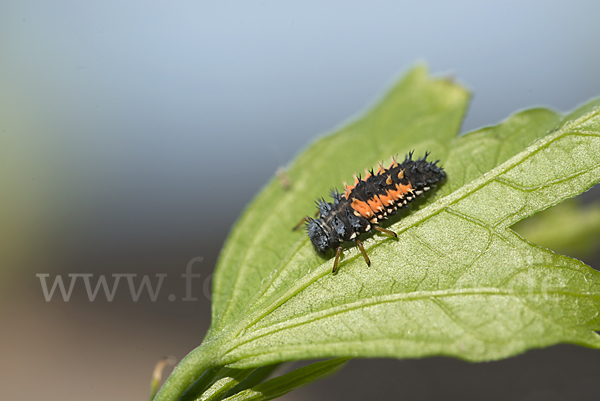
307 218 336 253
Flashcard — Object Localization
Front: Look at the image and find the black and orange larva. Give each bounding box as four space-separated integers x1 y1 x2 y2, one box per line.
294 152 446 273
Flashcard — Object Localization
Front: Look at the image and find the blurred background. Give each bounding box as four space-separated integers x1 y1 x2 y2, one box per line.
1 1 600 400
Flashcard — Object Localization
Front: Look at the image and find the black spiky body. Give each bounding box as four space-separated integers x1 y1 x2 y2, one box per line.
302 152 445 271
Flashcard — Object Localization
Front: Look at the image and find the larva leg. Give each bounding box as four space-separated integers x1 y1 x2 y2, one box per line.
355 238 371 266
374 226 397 237
292 216 310 231
332 246 343 274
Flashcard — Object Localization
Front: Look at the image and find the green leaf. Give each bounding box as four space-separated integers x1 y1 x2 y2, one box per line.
154 67 600 401
187 368 253 401
208 66 470 336
512 198 600 257
222 359 348 401
222 364 281 399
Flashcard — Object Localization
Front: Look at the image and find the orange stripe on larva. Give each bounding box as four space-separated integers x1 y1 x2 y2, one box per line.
387 188 402 201
367 196 385 213
343 176 361 198
385 182 412 201
397 182 412 194
351 198 374 219
378 191 395 206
